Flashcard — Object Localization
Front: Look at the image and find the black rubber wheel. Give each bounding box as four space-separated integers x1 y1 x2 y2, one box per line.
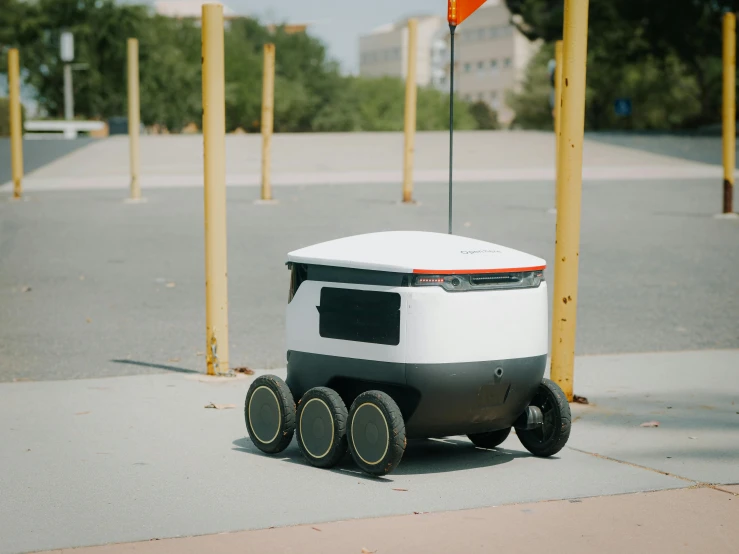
348 390 406 476
516 378 571 457
245 375 295 454
468 427 512 449
296 387 348 468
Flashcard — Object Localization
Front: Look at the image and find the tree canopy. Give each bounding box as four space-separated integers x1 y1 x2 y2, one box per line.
505 0 739 130
0 0 487 133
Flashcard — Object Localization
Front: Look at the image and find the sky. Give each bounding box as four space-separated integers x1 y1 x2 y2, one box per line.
122 0 448 74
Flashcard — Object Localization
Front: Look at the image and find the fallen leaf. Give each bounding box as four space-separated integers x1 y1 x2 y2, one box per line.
21 286 32 293
361 549 376 554
233 367 255 375
79 275 85 280
75 411 91 416
166 282 176 288
168 358 181 363
640 421 660 428
12 377 33 382
392 488 408 492
312 527 322 532
572 395 589 404
688 436 697 440
86 318 92 323
204 403 236 410
196 351 205 357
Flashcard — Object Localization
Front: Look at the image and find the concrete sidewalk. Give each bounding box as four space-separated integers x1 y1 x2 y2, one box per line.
2 350 737 554
3 131 733 192
42 487 739 554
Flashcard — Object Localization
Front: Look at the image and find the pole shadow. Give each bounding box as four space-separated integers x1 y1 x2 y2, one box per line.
110 359 200 375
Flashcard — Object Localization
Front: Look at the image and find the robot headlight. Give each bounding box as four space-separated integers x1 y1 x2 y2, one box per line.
411 271 544 292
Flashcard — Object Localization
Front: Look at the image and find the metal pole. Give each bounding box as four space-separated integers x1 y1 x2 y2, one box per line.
127 38 141 201
448 24 456 234
554 40 564 181
202 3 230 376
8 49 24 200
723 12 736 214
261 43 275 201
550 0 589 402
402 18 418 203
63 63 74 121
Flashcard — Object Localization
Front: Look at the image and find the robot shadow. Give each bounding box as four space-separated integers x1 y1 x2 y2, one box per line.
232 436 531 480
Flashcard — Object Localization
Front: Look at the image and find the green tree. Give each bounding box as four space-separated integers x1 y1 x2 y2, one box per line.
1 0 481 133
506 44 553 129
313 76 477 132
0 96 25 136
468 100 500 130
505 0 739 129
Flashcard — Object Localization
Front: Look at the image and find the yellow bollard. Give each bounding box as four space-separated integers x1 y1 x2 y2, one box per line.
261 43 275 201
402 18 418 203
127 38 141 201
8 48 23 199
723 12 736 214
554 40 563 178
550 0 590 402
202 3 230 376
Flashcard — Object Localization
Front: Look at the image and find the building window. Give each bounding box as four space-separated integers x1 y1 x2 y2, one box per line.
489 27 498 39
317 287 401 346
477 61 485 76
490 59 499 74
464 62 472 73
504 57 512 69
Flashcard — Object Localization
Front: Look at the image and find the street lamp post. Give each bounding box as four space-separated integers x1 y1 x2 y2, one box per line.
60 31 74 123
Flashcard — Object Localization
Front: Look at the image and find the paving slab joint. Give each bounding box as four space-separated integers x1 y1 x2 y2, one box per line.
567 446 699 485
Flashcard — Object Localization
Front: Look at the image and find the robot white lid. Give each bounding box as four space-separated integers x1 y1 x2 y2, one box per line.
287 231 546 274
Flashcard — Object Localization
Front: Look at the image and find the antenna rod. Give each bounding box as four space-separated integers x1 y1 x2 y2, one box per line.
448 24 456 235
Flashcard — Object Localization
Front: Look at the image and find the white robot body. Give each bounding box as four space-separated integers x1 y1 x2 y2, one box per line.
284 231 548 438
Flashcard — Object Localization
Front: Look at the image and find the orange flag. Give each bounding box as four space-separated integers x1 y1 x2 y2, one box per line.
448 0 487 26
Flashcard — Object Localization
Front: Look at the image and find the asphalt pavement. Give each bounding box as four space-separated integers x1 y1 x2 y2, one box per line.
0 137 94 186
1 177 738 382
587 132 739 167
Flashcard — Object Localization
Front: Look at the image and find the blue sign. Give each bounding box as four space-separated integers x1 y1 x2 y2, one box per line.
614 98 632 117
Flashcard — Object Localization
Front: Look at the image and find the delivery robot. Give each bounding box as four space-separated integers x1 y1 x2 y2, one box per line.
244 230 571 476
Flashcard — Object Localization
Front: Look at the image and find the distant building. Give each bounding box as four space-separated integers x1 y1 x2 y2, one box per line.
154 1 240 20
435 0 541 125
358 15 445 86
154 2 308 34
266 24 309 35
360 1 540 126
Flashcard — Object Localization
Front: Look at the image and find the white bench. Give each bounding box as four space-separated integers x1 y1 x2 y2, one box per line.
24 120 106 139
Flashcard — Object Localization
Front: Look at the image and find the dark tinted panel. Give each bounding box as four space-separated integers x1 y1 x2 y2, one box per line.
317 287 401 346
